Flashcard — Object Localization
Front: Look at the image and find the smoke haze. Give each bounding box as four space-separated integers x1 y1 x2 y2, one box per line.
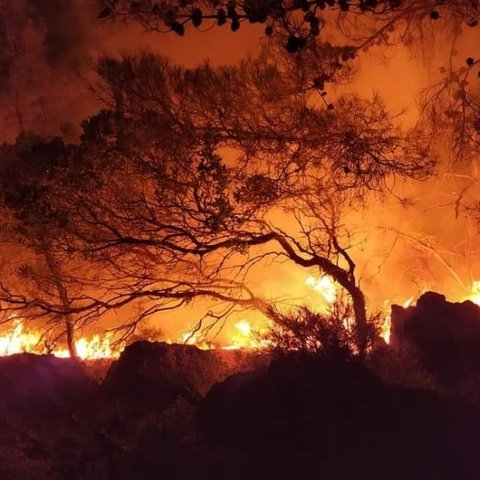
1 2 480 341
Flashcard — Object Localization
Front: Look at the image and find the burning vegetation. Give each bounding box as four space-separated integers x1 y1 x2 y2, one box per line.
2 1 480 478
0 319 118 359
1 274 480 362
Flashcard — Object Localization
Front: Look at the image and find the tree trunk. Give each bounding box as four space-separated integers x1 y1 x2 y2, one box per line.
311 262 369 357
328 273 368 358
43 248 78 359
349 285 368 358
65 318 78 359
270 233 370 357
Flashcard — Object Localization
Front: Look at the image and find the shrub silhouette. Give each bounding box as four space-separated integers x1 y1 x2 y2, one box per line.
265 302 379 360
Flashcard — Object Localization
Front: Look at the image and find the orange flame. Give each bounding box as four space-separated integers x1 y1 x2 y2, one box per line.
223 320 270 350
175 320 270 351
9 279 478 358
306 274 420 345
466 281 480 307
381 297 414 344
0 319 121 359
305 275 337 306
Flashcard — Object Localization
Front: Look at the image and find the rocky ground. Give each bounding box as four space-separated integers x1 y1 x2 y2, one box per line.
1 296 480 480
0 342 268 480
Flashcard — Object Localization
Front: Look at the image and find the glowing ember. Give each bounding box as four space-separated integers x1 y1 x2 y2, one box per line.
0 319 120 359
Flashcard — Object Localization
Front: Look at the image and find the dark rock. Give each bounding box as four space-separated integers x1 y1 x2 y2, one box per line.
198 356 480 480
103 341 268 409
0 354 105 480
0 353 98 415
199 357 385 447
103 342 202 408
391 291 480 385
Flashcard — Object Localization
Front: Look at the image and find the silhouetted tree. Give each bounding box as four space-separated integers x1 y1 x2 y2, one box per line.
0 134 83 357
0 47 431 355
415 50 480 252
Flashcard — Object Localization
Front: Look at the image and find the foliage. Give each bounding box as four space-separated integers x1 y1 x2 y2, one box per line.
0 46 433 354
0 134 92 357
91 0 480 270
95 0 480 54
265 303 380 360
420 57 480 163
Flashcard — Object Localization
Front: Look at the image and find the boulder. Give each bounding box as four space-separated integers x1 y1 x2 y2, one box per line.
0 354 105 480
198 357 385 446
391 291 480 384
197 356 480 480
0 353 99 415
103 341 268 408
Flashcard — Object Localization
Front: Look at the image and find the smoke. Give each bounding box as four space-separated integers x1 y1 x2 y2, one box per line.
20 0 95 67
1 3 479 340
0 0 100 141
0 1 262 143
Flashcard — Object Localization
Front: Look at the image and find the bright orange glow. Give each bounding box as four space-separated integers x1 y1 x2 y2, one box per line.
306 271 422 345
175 320 270 351
223 320 270 350
305 275 337 305
235 320 252 336
0 319 121 359
0 320 41 356
175 330 211 350
5 281 479 359
466 281 480 307
381 297 414 344
403 297 414 309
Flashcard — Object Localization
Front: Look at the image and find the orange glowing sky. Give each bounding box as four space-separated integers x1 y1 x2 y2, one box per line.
2 2 480 346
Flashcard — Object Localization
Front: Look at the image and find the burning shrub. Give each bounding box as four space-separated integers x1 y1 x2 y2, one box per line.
264 302 380 360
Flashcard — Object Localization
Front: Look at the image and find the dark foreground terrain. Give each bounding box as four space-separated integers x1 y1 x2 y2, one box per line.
2 294 480 480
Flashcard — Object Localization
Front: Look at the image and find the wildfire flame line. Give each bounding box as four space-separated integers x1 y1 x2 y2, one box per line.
0 320 120 360
2 280 480 358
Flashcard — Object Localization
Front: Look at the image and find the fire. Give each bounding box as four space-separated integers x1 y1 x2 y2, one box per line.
176 330 211 350
58 334 119 359
10 278 478 359
235 320 252 336
176 320 269 351
0 319 121 359
0 320 41 356
306 274 418 345
224 320 270 350
381 297 414 344
165 279 480 352
305 275 337 305
179 331 199 346
403 297 414 309
466 281 480 307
